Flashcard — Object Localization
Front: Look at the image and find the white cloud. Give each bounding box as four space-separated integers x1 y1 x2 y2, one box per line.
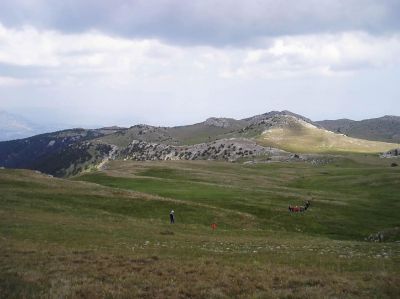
0 23 182 75
238 32 400 78
0 23 399 90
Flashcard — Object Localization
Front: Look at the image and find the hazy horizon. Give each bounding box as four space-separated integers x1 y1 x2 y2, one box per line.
1 108 399 132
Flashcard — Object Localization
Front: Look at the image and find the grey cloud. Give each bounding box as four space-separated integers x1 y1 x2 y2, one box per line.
0 0 399 46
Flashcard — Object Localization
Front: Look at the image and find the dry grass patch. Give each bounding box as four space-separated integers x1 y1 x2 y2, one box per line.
258 125 399 154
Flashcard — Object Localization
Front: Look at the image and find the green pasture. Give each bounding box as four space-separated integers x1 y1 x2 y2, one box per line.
0 157 399 298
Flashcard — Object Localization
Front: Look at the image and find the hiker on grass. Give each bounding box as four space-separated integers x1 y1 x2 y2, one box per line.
170 210 175 224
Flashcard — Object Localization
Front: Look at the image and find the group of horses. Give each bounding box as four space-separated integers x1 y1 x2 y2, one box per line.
288 200 311 213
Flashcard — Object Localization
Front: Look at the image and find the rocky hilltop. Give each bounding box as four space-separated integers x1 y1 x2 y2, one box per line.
245 110 317 126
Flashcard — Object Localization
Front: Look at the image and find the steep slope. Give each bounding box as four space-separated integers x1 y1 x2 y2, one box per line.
316 116 400 143
258 115 399 153
0 128 121 176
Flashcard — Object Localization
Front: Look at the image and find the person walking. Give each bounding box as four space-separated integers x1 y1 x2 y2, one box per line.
169 210 175 224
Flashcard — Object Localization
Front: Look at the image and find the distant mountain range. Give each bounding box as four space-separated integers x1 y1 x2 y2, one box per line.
316 116 400 143
0 110 399 177
0 111 40 141
0 111 91 142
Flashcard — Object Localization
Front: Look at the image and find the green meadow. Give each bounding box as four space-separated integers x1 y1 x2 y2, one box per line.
1 157 399 298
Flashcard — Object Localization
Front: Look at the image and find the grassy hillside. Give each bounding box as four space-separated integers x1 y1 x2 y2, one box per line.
1 158 399 298
76 159 400 240
258 122 400 154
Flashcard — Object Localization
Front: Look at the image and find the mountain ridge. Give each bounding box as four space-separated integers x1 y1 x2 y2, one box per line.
1 110 399 177
316 115 400 143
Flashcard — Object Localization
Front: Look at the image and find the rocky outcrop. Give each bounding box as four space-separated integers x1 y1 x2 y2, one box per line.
380 148 400 158
366 227 400 242
205 117 237 128
119 138 289 162
245 110 317 126
238 114 318 137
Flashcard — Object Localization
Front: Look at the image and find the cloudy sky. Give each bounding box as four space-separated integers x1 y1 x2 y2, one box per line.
0 0 399 127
